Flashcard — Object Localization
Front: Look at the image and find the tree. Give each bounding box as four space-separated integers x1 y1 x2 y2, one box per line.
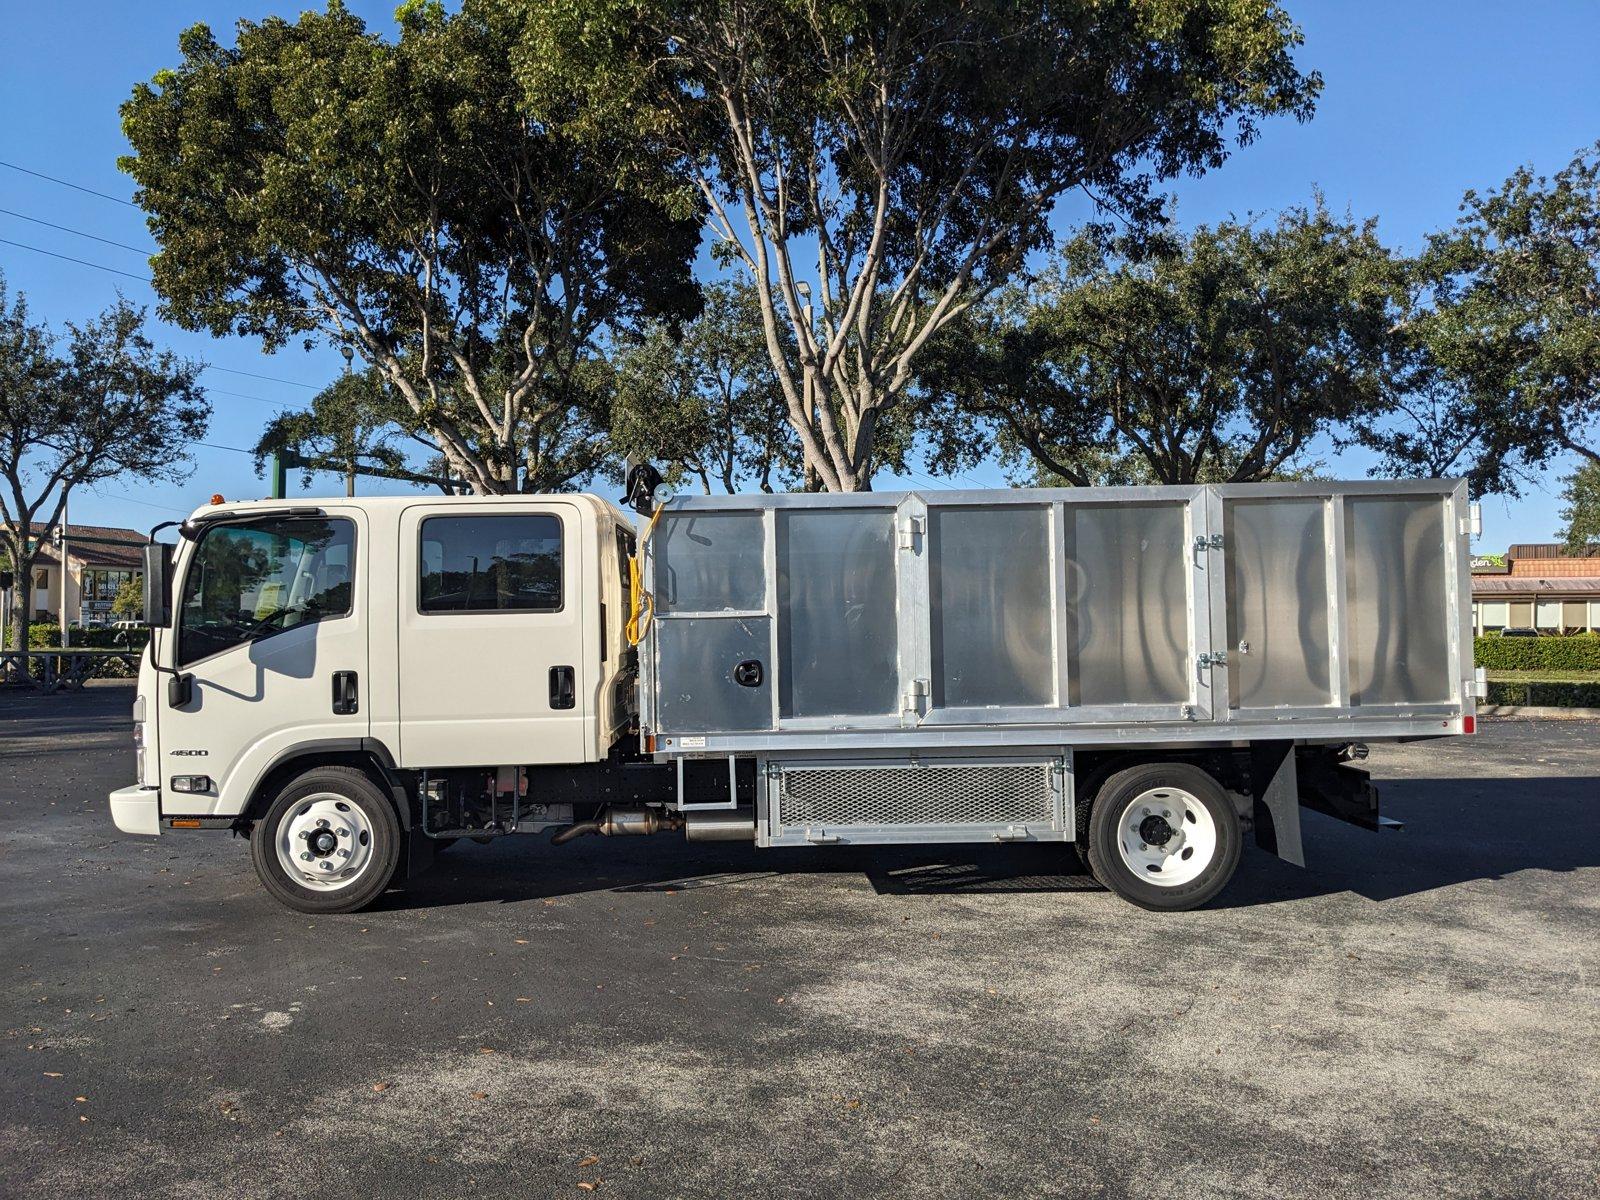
920 205 1405 485
0 277 208 679
253 368 414 496
121 1 701 496
514 0 1319 490
1388 142 1600 495
610 280 799 494
111 578 144 619
1559 463 1600 550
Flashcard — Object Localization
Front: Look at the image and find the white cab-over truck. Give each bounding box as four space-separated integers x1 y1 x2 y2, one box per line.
109 480 1481 913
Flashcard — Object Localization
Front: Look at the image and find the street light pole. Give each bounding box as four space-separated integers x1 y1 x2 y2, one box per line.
57 495 70 650
341 343 356 497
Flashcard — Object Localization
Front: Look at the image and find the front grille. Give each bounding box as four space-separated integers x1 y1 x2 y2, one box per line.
776 761 1056 828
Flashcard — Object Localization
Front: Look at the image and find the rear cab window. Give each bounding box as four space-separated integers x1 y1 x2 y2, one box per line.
419 513 563 613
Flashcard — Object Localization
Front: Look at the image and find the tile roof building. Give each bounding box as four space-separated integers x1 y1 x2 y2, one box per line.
1471 543 1600 634
3 523 147 626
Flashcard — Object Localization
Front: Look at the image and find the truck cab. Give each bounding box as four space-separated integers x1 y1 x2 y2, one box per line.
110 493 641 912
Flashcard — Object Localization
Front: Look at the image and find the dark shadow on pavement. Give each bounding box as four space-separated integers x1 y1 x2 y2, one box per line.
376 771 1597 912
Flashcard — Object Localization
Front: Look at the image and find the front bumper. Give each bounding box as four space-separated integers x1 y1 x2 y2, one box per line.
109 785 162 836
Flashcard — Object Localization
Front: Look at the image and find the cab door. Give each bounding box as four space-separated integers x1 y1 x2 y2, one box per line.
396 501 586 768
157 509 368 816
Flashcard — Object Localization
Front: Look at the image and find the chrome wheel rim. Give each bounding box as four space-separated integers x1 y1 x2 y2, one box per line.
275 793 375 892
1114 786 1216 887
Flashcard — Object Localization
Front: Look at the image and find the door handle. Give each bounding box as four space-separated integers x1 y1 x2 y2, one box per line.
733 659 763 688
332 670 359 715
549 665 575 710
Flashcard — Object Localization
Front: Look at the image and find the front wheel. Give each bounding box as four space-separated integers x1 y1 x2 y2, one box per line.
250 766 402 914
1084 763 1242 911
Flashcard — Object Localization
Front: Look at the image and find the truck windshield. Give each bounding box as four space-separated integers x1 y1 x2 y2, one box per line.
177 516 355 665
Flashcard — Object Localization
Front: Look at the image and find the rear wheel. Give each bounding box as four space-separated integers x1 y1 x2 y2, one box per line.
250 766 402 914
1085 763 1241 911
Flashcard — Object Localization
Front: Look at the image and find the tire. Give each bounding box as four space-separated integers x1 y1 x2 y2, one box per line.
250 766 403 914
1084 762 1242 911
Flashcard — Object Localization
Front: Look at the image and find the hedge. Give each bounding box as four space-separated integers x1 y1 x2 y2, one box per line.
4 622 148 652
1486 679 1600 708
1474 633 1600 672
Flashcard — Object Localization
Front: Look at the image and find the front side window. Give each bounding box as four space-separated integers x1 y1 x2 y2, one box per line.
178 517 355 665
419 514 562 613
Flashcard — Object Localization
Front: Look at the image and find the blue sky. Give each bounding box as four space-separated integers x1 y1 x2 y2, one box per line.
2 0 1597 548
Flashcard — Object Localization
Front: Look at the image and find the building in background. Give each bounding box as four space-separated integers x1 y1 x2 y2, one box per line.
1472 544 1600 634
4 524 146 626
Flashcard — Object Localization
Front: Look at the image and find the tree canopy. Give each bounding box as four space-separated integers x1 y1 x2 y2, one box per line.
511 0 1320 490
252 368 414 495
1377 141 1600 498
921 204 1404 485
610 280 799 495
1559 463 1600 550
121 0 702 495
0 277 207 669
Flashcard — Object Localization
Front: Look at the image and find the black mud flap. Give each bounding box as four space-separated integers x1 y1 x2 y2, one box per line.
404 828 437 881
1250 741 1305 867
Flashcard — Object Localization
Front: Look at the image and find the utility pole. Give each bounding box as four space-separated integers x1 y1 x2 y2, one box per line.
55 496 70 650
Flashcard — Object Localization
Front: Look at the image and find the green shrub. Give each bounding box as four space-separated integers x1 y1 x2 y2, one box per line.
1486 679 1600 707
1474 633 1600 672
4 621 148 652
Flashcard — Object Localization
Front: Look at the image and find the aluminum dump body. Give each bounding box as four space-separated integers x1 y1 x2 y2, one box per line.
639 481 1474 754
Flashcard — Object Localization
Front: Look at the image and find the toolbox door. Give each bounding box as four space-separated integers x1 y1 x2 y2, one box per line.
649 510 774 734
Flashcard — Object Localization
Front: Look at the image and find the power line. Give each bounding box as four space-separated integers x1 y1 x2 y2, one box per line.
0 237 151 282
0 206 154 256
202 365 319 390
89 491 193 516
0 159 138 207
206 387 306 411
195 441 256 456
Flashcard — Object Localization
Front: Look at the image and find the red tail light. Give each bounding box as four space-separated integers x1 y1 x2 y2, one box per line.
1462 715 1476 735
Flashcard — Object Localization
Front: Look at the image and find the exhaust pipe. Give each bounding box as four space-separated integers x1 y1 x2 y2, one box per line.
685 810 755 841
550 805 683 845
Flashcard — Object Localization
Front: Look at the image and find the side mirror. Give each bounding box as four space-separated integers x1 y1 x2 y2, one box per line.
142 542 173 628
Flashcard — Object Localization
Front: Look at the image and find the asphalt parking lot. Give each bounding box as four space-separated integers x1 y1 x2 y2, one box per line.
1 683 1596 1199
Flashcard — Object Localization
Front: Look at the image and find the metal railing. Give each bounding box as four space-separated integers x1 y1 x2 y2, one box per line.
0 647 141 691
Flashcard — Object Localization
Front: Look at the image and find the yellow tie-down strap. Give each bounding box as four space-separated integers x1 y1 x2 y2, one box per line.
625 504 665 647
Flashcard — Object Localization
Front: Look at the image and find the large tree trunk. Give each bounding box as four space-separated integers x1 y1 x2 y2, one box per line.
4 544 34 687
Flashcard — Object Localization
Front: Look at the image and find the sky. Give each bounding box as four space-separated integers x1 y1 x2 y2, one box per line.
1 0 1597 550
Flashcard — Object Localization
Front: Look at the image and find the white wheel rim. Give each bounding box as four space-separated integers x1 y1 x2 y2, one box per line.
275 793 376 893
1114 786 1217 887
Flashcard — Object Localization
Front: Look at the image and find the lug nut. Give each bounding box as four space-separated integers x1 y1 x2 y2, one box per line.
317 818 330 829
337 848 350 858
298 830 309 839
319 861 333 871
300 851 312 861
337 828 349 838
